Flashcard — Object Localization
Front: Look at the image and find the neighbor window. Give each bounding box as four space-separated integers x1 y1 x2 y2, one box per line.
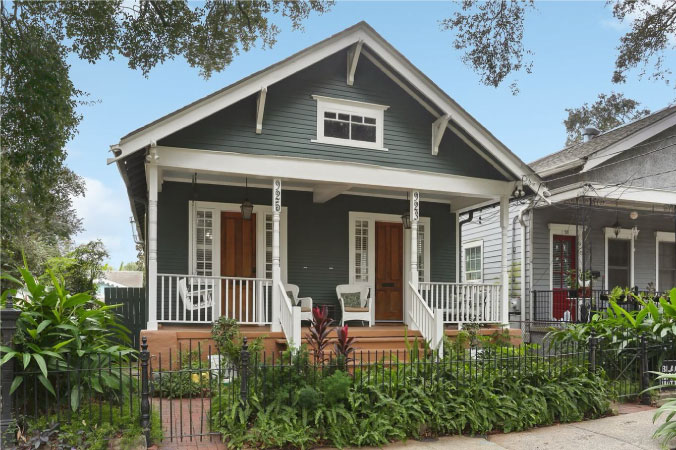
658 241 676 292
464 241 483 282
313 95 388 150
608 239 631 289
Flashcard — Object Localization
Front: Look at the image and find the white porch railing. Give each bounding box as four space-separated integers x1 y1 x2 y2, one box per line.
278 281 301 348
157 274 272 324
408 282 443 352
418 282 501 324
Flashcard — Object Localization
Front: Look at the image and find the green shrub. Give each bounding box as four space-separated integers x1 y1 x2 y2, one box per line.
14 399 162 449
152 350 212 398
0 262 135 411
651 373 676 446
211 346 612 449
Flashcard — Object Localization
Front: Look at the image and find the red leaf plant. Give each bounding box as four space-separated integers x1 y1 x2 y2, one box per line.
306 306 334 362
334 324 357 365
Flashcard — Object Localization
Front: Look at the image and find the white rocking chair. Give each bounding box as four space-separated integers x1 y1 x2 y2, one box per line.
284 283 313 322
178 278 214 311
336 284 373 326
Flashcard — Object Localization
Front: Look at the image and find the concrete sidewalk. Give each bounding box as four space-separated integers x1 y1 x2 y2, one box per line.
156 405 674 449
377 407 673 450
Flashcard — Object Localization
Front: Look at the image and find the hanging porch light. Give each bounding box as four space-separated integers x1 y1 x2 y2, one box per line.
613 205 621 238
401 192 411 229
241 177 254 220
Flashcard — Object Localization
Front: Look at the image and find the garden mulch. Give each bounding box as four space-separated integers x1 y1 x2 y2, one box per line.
151 402 658 450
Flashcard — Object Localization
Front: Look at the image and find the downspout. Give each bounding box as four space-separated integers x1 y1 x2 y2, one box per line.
517 203 532 323
458 211 474 281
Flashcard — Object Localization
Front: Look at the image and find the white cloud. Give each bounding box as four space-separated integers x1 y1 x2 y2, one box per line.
72 177 137 265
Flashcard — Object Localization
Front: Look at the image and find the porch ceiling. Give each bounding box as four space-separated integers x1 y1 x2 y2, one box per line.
161 169 493 211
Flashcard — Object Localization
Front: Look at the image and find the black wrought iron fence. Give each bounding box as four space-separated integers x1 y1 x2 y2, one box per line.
530 289 651 323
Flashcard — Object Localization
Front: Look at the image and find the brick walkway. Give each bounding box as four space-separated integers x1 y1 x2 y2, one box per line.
152 399 655 449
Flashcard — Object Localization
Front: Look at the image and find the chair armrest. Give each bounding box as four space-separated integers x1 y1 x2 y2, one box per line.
299 297 313 309
338 297 345 312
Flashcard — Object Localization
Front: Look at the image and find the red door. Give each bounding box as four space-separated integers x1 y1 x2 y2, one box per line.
552 235 576 320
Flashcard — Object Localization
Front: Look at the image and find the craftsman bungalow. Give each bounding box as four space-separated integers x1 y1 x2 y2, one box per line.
109 22 543 353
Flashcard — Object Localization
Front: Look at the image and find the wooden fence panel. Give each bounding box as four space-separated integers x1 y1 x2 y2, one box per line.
105 287 146 350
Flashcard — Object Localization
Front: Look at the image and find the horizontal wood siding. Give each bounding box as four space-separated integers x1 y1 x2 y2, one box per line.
159 51 507 180
157 181 456 308
461 203 530 306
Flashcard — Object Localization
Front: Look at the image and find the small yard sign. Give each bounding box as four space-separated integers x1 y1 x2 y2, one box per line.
660 360 676 386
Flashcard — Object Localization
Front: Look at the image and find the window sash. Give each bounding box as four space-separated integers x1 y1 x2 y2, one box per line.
193 209 215 277
464 244 482 282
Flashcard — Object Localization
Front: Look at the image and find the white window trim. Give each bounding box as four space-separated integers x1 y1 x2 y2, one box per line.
348 211 430 321
188 201 288 282
548 223 586 291
312 95 389 151
603 227 638 290
462 239 483 283
656 231 676 291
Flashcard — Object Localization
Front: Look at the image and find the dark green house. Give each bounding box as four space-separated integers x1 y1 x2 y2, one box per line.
110 22 542 351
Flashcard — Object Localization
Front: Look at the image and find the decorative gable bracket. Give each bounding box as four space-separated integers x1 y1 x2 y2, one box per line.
256 86 267 134
346 40 364 86
431 114 450 156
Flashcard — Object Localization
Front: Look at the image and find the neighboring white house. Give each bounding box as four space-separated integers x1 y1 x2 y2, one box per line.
461 106 676 328
95 271 144 300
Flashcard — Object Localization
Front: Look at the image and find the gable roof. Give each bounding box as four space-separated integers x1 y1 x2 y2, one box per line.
110 21 539 185
530 105 676 176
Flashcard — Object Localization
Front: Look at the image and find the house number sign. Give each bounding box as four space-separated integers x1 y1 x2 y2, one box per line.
660 360 676 386
411 191 419 222
273 179 282 213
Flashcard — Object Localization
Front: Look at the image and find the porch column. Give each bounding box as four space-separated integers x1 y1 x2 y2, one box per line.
500 195 510 326
410 191 420 290
271 179 282 332
147 163 159 331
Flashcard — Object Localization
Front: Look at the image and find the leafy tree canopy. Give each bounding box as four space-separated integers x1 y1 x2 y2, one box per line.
442 0 676 93
44 240 109 294
564 92 651 145
1 1 331 277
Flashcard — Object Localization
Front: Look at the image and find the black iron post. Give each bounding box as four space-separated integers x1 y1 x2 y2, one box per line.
588 331 597 374
0 296 21 447
532 290 537 321
140 336 151 444
240 337 249 405
639 335 651 405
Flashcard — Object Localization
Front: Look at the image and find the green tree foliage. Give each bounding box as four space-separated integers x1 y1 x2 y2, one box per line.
442 1 676 93
45 240 109 294
564 92 651 145
440 0 535 95
1 1 331 279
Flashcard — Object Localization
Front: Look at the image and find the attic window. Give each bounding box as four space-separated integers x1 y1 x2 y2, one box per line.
312 95 388 150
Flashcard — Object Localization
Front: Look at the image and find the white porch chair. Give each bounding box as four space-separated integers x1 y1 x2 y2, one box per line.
284 283 313 322
336 284 373 326
178 278 214 311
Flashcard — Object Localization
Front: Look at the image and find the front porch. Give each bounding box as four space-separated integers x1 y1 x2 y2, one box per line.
141 323 523 368
146 169 513 351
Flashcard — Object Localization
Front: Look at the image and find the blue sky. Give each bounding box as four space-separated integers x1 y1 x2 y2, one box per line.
66 1 676 267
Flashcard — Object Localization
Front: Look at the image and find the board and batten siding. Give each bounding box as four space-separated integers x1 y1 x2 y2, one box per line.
158 50 507 181
157 181 456 308
460 202 531 304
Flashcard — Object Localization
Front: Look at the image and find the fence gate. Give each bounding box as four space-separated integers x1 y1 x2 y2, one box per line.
105 287 146 350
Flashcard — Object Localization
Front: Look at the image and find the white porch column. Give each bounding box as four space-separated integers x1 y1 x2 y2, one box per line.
410 191 420 291
408 190 420 330
271 179 282 332
147 163 159 330
500 195 510 326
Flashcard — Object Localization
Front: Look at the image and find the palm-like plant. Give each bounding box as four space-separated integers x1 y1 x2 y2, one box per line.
334 325 356 366
305 306 333 362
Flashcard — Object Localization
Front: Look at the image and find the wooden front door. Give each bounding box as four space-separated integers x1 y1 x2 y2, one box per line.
221 212 256 322
375 221 403 321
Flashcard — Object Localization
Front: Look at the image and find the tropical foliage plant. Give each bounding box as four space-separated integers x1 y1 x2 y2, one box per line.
651 373 676 446
0 263 134 411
